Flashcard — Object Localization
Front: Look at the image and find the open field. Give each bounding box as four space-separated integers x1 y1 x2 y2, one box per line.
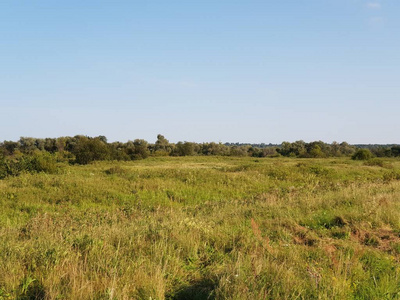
1 156 400 299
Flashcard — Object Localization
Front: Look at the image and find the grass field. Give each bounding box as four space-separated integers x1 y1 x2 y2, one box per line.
1 156 400 299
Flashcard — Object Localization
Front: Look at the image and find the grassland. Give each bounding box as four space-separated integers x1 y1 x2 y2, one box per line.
1 156 400 299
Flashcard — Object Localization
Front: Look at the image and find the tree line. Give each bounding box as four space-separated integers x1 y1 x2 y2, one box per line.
0 134 399 178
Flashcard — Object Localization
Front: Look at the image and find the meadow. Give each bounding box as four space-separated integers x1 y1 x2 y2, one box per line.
1 156 400 299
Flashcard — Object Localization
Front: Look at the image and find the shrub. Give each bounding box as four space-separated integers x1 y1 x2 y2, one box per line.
0 156 25 178
383 170 400 182
352 149 373 160
363 158 392 168
27 151 59 174
0 152 60 179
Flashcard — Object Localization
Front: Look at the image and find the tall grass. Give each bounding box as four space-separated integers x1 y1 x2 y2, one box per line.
1 156 400 299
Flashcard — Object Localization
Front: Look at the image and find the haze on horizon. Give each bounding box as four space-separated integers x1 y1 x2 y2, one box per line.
1 1 399 144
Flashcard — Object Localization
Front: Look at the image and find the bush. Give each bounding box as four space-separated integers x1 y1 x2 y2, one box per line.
0 152 60 179
363 158 392 168
383 171 400 182
25 151 60 174
0 156 25 178
352 149 373 160
72 137 111 164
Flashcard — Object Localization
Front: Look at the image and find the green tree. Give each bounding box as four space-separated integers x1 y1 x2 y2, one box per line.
44 138 57 153
133 139 150 159
72 136 111 164
0 141 19 156
19 137 37 153
154 134 172 154
339 142 356 156
174 142 195 156
391 146 400 157
309 145 324 158
278 141 306 157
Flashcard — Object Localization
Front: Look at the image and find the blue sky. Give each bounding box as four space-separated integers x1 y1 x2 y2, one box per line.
0 0 399 144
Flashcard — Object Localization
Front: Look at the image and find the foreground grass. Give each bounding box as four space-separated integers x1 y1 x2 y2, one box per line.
1 156 400 299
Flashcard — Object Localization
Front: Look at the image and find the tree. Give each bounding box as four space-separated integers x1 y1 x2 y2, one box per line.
109 142 130 161
278 141 306 157
35 139 45 151
309 144 324 158
339 142 356 156
72 136 111 164
97 135 108 143
331 141 340 156
44 138 57 153
0 141 19 155
19 137 37 153
200 142 229 156
391 146 400 157
305 141 328 158
154 134 172 155
174 142 195 156
229 145 250 157
133 139 150 159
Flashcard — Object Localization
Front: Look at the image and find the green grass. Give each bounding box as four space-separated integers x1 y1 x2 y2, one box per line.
1 156 400 299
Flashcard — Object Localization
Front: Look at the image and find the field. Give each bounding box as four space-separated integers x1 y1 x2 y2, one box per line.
1 156 400 299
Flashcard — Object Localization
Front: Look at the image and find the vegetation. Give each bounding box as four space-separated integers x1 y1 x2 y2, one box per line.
2 135 399 172
1 135 399 171
352 149 373 161
1 155 400 299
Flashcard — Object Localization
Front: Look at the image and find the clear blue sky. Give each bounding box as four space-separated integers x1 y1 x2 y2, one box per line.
1 0 399 144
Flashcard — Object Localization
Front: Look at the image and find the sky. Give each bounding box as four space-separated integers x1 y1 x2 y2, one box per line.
0 0 399 144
